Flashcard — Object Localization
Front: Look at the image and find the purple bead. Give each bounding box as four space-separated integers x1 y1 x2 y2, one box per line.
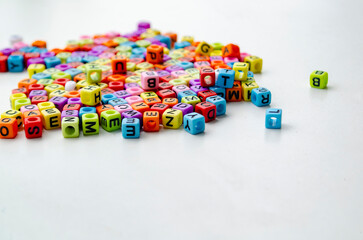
153 42 167 48
1 48 15 56
163 55 171 62
71 51 87 58
189 79 201 86
61 110 79 119
172 103 193 115
55 64 72 72
40 52 55 59
92 45 108 52
191 85 208 94
121 110 143 127
124 83 139 89
166 65 184 73
138 21 151 30
157 70 170 77
210 56 223 61
29 90 47 99
114 90 132 99
122 33 135 38
67 97 82 106
93 38 108 45
133 29 147 36
88 50 103 57
49 96 68 111
27 57 45 67
144 38 159 44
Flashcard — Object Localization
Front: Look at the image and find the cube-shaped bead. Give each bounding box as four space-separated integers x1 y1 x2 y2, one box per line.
251 87 271 107
162 109 183 129
181 95 201 108
61 110 79 119
82 113 99 135
162 98 178 107
114 90 132 99
80 85 101 106
44 84 65 94
1 109 23 129
226 81 242 102
24 117 42 139
62 116 80 138
242 81 259 101
125 96 143 105
86 64 102 84
209 86 226 98
177 90 196 102
131 102 150 114
198 90 217 102
143 111 160 132
44 56 61 68
310 70 328 89
7 55 24 72
27 64 45 78
0 118 18 139
156 89 176 99
172 103 193 116
96 104 114 115
183 112 205 135
150 103 169 121
195 102 217 122
18 78 37 91
101 93 118 104
114 104 133 115
38 101 56 111
122 118 140 139
215 68 235 88
146 45 164 64
244 56 263 73
265 108 282 129
100 109 121 132
109 98 128 106
49 90 68 98
10 93 27 109
111 55 127 74
31 96 48 105
14 98 31 111
23 110 41 119
233 62 249 81
206 96 226 116
190 85 208 94
222 44 240 58
126 87 144 96
49 96 68 111
20 104 38 113
195 41 213 56
41 108 61 129
200 68 215 87
63 103 81 111
79 107 96 121
141 71 159 90
140 91 158 100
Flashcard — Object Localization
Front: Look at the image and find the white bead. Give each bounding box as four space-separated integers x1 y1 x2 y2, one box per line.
65 81 76 91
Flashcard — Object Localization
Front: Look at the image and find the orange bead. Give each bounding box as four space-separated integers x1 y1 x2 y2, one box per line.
226 81 243 102
74 73 86 82
23 110 41 119
211 60 224 68
144 97 161 106
131 102 150 114
0 118 18 139
195 55 210 62
64 45 79 52
108 74 126 83
143 111 160 132
214 64 232 70
50 48 64 55
64 91 80 98
96 104 114 115
163 32 177 48
32 40 47 48
222 44 240 58
18 78 37 91
103 40 119 48
146 45 163 64
111 55 127 74
162 98 178 107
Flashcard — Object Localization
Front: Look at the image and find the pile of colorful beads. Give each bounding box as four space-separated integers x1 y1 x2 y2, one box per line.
0 21 279 139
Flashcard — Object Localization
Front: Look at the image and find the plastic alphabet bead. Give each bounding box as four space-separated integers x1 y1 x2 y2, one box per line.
62 117 80 138
222 44 240 58
310 70 328 89
181 95 201 108
24 117 42 139
162 109 183 129
265 108 282 129
7 55 24 72
0 118 18 139
146 45 163 64
183 112 205 135
195 102 216 122
143 111 160 132
122 118 140 138
233 62 249 81
82 113 99 135
141 71 159 90
1 109 23 129
14 98 31 111
200 68 215 87
244 56 263 73
40 108 61 130
242 81 259 101
215 69 235 88
173 102 193 116
226 81 242 102
251 87 271 107
80 85 101 106
206 96 226 116
100 109 121 132
111 55 127 74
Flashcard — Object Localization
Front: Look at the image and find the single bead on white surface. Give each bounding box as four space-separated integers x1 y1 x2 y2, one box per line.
65 81 76 91
10 35 23 45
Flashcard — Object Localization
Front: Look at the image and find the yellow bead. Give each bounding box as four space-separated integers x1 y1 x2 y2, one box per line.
9 93 27 109
126 75 141 83
56 52 71 64
127 62 136 71
43 68 61 75
162 109 183 129
146 28 161 35
86 64 102 84
244 56 263 73
211 42 224 50
27 64 45 78
79 38 93 46
195 41 214 56
210 50 223 56
181 96 201 108
140 32 156 39
140 91 157 100
185 68 199 76
116 45 132 53
77 64 88 73
51 72 72 80
233 62 249 81
242 81 259 101
136 62 153 70
133 70 145 76
181 36 194 44
113 37 128 44
169 52 184 60
165 59 181 65
41 108 61 130
80 85 101 106
37 101 56 111
37 78 53 86
76 80 89 90
173 49 189 55
49 90 68 98
93 58 111 65
169 79 188 86
163 47 170 55
90 82 107 89
14 98 31 111
44 84 65 94
1 109 23 129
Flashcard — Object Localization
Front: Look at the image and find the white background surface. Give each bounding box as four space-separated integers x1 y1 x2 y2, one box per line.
0 0 362 239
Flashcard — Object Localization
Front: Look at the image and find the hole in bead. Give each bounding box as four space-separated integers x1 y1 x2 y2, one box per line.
270 117 277 127
65 126 75 135
27 117 38 122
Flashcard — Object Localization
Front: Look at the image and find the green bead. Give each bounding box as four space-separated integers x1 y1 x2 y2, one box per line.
136 40 151 48
100 110 121 132
56 52 72 64
14 98 31 111
116 45 132 53
37 78 54 86
113 37 129 44
62 117 80 138
117 52 132 58
310 70 328 89
82 113 99 135
51 72 72 80
211 42 224 50
86 64 102 84
79 38 93 46
43 68 61 75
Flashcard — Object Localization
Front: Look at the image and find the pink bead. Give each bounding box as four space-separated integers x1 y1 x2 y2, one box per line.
141 71 159 90
126 87 144 96
125 96 143 105
80 35 91 39
114 104 133 115
171 70 187 78
13 42 28 50
194 61 210 68
105 31 121 38
172 85 190 94
99 52 115 59
93 38 109 45
20 104 38 113
224 57 239 64
240 52 251 62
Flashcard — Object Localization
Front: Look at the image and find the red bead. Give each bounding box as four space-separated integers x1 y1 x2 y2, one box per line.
31 95 48 105
63 104 81 111
108 81 124 91
200 68 215 87
150 103 169 121
158 82 173 90
195 102 217 122
222 44 240 58
24 117 43 139
198 90 217 102
53 78 70 86
12 87 27 95
160 75 175 83
156 89 176 99
28 84 44 92
0 55 8 72
24 53 40 65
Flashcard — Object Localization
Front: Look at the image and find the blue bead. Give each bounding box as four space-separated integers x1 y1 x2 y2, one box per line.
7 55 24 72
248 71 254 77
44 56 61 68
265 108 282 129
181 41 191 47
32 72 52 80
101 94 118 104
226 62 235 69
19 46 35 53
178 90 196 102
209 87 226 98
177 61 194 70
251 87 271 107
82 55 99 63
130 54 145 59
67 56 82 63
33 48 48 53
183 113 205 135
206 96 226 116
131 47 146 55
122 118 140 138
120 41 137 48
174 41 190 49
64 68 83 79
109 98 128 106
215 69 235 88
79 107 96 123
154 35 171 49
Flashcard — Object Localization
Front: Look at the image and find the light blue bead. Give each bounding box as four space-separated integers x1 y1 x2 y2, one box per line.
101 94 118 104
181 41 191 47
82 55 99 63
109 98 127 106
206 96 226 116
251 87 271 107
178 90 196 102
44 56 61 68
122 118 140 138
248 71 254 77
33 48 48 53
132 47 146 55
79 107 96 122
183 112 205 135
32 72 52 80
64 68 83 79
209 87 226 98
154 35 171 49
67 56 82 63
19 46 35 53
227 62 235 69
215 69 235 88
130 54 145 59
174 41 190 49
7 55 24 72
177 61 194 70
120 41 137 48
265 108 282 129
